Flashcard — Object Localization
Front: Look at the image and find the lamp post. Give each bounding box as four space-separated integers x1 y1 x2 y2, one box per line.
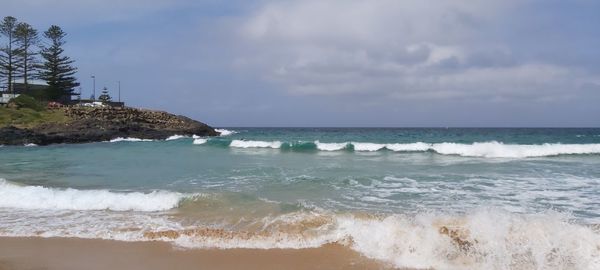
91 75 96 100
118 81 121 102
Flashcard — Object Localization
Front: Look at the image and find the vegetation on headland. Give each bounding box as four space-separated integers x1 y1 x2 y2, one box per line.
0 16 79 101
0 106 70 129
0 94 71 128
0 105 218 145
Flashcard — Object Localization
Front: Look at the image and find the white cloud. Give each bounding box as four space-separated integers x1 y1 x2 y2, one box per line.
234 0 600 102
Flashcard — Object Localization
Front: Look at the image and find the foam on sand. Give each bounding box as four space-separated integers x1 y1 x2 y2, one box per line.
0 206 598 270
170 210 600 269
335 210 600 269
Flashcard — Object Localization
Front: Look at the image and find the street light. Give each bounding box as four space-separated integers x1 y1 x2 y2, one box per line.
91 75 96 100
118 81 121 102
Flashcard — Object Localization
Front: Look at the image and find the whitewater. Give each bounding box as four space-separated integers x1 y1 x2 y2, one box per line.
193 139 600 158
1 127 600 269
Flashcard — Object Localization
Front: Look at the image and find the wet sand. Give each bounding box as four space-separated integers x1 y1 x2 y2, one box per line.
0 237 396 270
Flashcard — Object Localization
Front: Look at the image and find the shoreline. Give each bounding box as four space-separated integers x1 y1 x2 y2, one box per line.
0 237 397 270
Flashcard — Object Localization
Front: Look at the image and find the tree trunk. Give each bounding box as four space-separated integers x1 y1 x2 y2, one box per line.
7 32 12 94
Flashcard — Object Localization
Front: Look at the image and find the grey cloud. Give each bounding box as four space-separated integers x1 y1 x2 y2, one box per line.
235 0 600 104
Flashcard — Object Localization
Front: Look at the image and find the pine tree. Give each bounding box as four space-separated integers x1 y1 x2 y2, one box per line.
39 25 79 101
14 22 39 93
0 16 19 94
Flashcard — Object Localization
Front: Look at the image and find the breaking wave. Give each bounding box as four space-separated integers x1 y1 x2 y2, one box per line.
428 141 600 158
0 179 186 212
192 138 207 145
229 139 282 149
165 135 187 141
109 137 154 143
215 129 238 136
1 205 598 269
315 141 350 151
193 139 600 158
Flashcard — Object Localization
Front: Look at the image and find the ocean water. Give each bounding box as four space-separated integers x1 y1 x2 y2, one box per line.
1 128 600 269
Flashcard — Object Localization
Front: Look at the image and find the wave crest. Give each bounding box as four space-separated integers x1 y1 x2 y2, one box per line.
230 140 282 149
109 137 154 143
315 141 349 151
192 138 207 145
429 141 600 158
165 135 187 141
193 139 600 158
0 179 185 211
215 129 238 136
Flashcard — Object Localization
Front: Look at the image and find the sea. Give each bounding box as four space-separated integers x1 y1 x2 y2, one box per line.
1 128 600 269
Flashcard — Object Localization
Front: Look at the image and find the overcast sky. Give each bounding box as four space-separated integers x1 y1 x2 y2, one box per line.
4 0 600 127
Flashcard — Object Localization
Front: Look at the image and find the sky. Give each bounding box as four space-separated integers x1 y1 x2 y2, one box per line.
3 0 600 127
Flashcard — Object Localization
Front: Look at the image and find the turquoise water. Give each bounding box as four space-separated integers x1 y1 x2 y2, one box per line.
2 128 600 269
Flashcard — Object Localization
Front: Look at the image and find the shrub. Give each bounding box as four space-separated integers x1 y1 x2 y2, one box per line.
8 94 45 111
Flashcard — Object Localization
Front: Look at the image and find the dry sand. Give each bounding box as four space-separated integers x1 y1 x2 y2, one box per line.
0 237 397 270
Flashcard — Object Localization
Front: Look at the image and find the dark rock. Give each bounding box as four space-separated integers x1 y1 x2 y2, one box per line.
0 107 219 146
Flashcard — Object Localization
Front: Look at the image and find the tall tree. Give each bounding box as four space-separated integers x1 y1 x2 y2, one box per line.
39 25 79 101
0 16 18 94
15 22 39 92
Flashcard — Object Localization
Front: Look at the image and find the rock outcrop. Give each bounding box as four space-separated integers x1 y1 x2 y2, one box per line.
0 107 219 145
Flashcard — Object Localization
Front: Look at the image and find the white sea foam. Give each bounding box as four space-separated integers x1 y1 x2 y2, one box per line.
385 142 431 152
377 141 600 158
0 179 183 211
216 129 237 136
352 142 386 151
193 138 600 158
429 141 600 158
165 135 187 141
109 137 154 143
192 138 208 145
229 140 282 149
0 207 597 270
24 143 38 147
315 141 348 151
335 210 600 269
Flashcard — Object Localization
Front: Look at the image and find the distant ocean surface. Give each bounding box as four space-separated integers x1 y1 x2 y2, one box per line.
2 128 600 269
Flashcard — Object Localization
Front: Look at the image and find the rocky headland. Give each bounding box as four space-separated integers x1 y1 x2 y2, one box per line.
0 106 219 145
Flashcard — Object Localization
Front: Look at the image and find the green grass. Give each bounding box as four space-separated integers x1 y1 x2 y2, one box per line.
9 94 46 111
0 107 72 128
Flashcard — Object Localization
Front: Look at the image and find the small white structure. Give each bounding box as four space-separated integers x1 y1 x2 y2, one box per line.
80 101 106 108
0 93 20 105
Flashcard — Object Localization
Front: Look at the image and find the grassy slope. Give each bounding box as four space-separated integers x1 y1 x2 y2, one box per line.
0 107 72 129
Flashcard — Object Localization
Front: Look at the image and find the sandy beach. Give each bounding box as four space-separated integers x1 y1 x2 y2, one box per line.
0 237 395 270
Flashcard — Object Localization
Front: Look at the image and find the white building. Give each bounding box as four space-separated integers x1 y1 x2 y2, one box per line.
0 93 20 105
